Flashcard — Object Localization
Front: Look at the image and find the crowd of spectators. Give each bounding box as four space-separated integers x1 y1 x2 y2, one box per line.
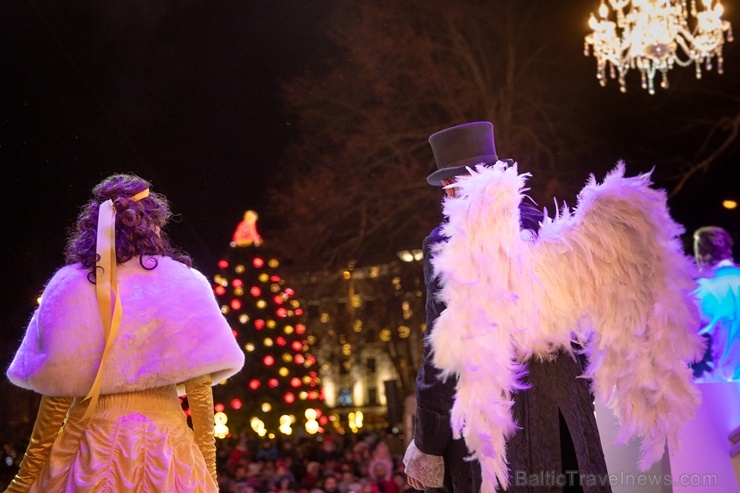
216 430 420 493
2 423 420 493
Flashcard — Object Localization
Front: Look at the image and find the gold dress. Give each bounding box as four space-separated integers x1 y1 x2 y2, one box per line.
29 386 217 493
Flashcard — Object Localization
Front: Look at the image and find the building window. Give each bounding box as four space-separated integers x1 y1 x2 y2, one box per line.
366 357 376 373
338 388 353 407
368 387 378 405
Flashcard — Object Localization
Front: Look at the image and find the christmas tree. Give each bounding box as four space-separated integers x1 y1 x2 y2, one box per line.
209 211 326 437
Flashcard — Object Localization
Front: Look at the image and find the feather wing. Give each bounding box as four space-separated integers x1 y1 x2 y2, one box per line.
429 162 703 493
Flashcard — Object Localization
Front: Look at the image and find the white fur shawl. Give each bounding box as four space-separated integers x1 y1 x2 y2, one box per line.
7 256 245 397
430 162 703 492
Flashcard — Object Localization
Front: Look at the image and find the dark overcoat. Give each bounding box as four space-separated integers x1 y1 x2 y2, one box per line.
413 205 612 493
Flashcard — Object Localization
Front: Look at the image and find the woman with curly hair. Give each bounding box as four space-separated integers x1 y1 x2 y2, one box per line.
5 173 244 492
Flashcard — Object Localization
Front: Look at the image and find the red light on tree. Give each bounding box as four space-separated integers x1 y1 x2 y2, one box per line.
295 308 304 316
269 378 279 388
276 336 287 346
254 319 265 330
291 341 303 352
276 308 288 318
214 286 226 296
231 329 238 338
230 299 242 310
250 286 261 297
218 260 228 269
253 257 264 268
264 355 275 366
284 288 295 296
214 403 225 412
249 379 261 390
294 354 305 365
230 398 243 410
273 295 284 305
284 392 295 404
290 377 301 387
232 279 243 288
318 416 328 425
296 324 306 335
270 275 281 282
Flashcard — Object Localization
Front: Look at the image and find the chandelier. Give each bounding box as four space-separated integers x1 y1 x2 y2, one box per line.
584 0 734 94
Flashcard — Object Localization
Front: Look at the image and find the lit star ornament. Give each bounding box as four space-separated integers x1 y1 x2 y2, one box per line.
430 161 704 492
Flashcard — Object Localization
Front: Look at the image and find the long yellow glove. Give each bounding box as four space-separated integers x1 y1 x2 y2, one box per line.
184 374 217 485
4 396 72 493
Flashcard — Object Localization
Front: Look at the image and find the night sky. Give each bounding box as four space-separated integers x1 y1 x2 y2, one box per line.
1 1 739 358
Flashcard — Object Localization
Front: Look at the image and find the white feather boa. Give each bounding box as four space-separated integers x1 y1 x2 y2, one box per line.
430 162 703 492
7 256 245 397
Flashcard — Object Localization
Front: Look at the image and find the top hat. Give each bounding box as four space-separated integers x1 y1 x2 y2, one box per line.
426 121 498 186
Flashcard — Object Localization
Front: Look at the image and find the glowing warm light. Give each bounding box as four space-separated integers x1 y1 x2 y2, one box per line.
261 402 272 412
276 336 287 346
294 354 305 365
279 414 293 435
259 273 269 282
264 338 274 347
257 300 267 309
250 286 261 297
276 308 288 318
284 392 296 404
214 411 229 439
254 319 265 330
239 314 249 324
284 325 294 335
230 299 242 310
268 378 279 388
214 285 226 296
235 264 245 274
398 325 411 338
264 355 275 366
292 341 303 352
274 295 285 305
245 343 255 352
379 329 392 342
279 367 289 377
253 257 264 268
230 398 242 410
722 199 737 209
290 377 302 387
284 287 295 296
214 403 225 413
231 329 238 338
282 353 293 363
249 379 261 390
348 410 364 433
251 416 266 437
269 258 280 268
218 260 229 269
296 324 306 335
584 0 734 94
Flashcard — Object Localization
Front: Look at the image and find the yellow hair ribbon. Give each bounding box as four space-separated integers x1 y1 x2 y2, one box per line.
81 188 150 420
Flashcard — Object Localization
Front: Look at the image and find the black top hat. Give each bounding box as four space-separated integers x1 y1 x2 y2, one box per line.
426 121 498 186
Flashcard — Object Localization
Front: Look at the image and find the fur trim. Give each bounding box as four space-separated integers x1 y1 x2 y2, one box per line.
7 257 245 397
430 162 703 492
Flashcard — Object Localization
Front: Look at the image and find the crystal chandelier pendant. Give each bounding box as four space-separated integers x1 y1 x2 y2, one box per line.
584 0 734 94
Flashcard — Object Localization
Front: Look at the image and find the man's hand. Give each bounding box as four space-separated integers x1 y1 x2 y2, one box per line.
403 440 444 490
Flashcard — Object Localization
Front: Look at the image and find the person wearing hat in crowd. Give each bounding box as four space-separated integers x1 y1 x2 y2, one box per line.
402 122 611 493
692 225 740 382
4 173 245 492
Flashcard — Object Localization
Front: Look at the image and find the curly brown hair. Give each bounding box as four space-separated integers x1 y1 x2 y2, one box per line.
65 173 192 279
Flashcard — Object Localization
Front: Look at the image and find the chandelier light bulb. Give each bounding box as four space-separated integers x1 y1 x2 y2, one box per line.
585 0 733 93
